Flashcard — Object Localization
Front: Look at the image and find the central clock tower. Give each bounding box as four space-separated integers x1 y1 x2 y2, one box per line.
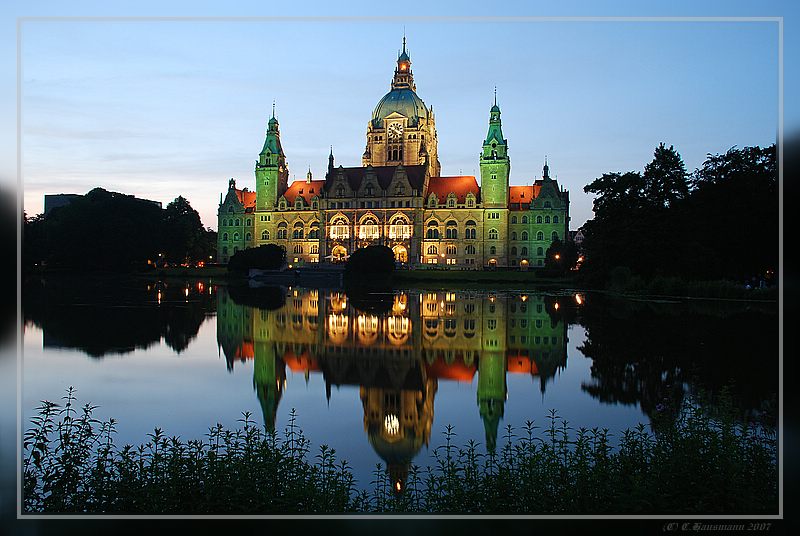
362 38 441 176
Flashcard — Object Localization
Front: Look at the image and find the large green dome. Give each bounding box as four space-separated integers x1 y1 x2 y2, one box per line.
371 88 428 127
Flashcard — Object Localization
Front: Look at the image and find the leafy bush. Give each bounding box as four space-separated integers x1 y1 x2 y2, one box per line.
344 246 394 277
227 244 286 272
24 388 777 514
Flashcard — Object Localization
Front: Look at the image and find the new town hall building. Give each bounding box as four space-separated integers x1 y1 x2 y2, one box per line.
217 40 570 268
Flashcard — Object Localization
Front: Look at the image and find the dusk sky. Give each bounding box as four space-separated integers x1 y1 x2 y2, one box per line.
2 1 797 230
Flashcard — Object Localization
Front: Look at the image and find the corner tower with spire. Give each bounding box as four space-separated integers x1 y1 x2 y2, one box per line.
255 104 289 211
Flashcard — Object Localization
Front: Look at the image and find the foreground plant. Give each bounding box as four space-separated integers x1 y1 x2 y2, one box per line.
24 388 777 514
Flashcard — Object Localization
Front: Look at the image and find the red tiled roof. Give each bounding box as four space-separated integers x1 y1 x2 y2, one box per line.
283 180 326 204
234 189 257 209
234 341 254 360
425 354 477 382
506 352 539 375
427 176 479 204
509 185 541 210
283 349 321 372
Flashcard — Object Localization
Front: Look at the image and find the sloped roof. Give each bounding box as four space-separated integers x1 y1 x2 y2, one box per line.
283 180 326 203
325 164 427 192
426 175 479 204
234 189 257 209
508 185 542 210
424 353 477 382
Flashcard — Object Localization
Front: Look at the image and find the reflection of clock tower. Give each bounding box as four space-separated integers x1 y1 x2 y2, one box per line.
363 38 441 177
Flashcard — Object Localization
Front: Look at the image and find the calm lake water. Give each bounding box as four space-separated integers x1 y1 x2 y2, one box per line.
22 276 778 489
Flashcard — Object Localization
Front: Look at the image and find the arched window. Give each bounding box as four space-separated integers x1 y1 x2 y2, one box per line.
427 245 438 255
553 215 559 224
295 198 304 210
427 194 438 208
389 214 412 239
308 223 320 239
329 217 349 239
446 245 457 255
544 201 552 208
511 232 517 241
358 217 380 239
235 218 240 226
293 245 303 254
245 232 251 241
536 231 544 241
312 200 319 210
552 231 559 241
426 220 440 240
489 246 496 255
445 220 458 240
233 232 240 241
488 228 498 240
261 230 269 240
545 216 551 224
536 216 543 224
310 245 319 254
447 195 456 208
222 246 228 255
246 219 251 226
522 216 528 224
521 247 528 256
279 200 287 210
222 233 228 241
465 220 476 239
466 194 475 208
465 245 476 255
228 207 234 213
277 222 288 240
537 247 544 256
511 246 517 255
221 219 227 226
293 223 304 239
511 216 517 224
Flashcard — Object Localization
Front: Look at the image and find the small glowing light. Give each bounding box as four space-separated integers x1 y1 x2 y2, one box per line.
395 481 402 492
575 293 583 305
520 295 528 302
555 254 561 260
554 302 560 310
157 291 162 305
288 264 293 268
384 414 400 436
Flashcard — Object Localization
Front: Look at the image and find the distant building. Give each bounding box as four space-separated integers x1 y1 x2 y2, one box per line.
44 194 83 215
44 192 162 216
569 229 585 249
217 38 570 269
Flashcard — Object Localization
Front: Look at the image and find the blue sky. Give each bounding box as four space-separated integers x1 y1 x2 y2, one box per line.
1 1 797 230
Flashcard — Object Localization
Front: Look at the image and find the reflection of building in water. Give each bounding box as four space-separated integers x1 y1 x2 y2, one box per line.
216 287 567 480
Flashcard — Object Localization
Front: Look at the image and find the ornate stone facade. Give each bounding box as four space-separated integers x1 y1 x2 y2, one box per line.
217 40 570 269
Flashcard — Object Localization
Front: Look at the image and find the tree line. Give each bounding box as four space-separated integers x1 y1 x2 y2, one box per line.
580 143 777 286
23 188 216 271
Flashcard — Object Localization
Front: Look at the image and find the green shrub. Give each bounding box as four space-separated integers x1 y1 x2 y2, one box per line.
24 388 777 514
227 244 286 272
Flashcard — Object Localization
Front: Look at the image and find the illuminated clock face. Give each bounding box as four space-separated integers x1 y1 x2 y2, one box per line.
388 122 403 140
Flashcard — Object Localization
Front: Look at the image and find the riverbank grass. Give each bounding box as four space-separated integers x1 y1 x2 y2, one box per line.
24 388 776 515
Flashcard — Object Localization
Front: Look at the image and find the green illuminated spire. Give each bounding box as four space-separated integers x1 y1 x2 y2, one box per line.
256 103 288 210
477 353 506 452
479 94 510 208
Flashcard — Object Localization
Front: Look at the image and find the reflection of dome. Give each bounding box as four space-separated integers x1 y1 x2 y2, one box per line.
371 88 429 127
367 425 424 466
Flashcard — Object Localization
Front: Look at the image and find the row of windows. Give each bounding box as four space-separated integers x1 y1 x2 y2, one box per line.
510 215 560 224
427 196 476 209
278 199 320 211
224 211 562 228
